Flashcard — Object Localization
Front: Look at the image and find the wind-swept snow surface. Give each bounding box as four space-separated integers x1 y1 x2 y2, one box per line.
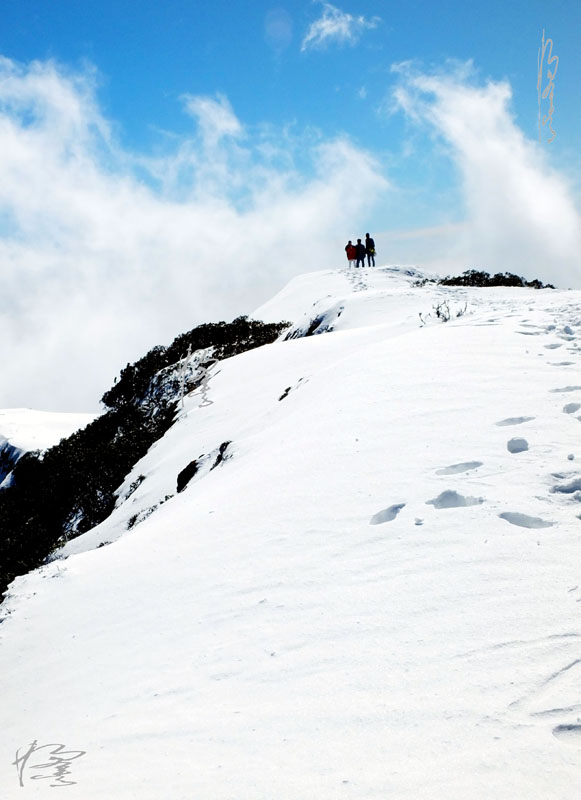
2 266 581 798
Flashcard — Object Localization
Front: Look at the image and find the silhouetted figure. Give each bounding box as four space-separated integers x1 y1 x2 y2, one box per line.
355 239 366 268
345 240 356 268
365 233 375 267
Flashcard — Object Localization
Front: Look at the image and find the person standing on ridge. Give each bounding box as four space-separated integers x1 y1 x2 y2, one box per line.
345 240 356 268
365 233 376 267
355 238 366 268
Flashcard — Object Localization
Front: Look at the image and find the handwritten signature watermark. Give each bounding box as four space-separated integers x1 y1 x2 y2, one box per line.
13 740 86 788
537 29 558 143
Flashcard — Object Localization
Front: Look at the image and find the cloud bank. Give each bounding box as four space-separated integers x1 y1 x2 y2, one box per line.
391 62 581 286
0 57 386 411
301 2 379 52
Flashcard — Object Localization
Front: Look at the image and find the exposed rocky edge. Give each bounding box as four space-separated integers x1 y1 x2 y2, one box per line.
415 269 555 289
0 316 289 603
0 437 24 489
284 302 344 339
176 441 232 495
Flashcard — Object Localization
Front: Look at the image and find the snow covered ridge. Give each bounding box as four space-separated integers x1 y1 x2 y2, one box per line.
0 317 289 601
3 266 581 798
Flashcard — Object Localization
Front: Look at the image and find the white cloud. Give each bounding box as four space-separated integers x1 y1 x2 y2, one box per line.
301 2 379 52
391 62 581 286
0 57 387 411
181 93 243 146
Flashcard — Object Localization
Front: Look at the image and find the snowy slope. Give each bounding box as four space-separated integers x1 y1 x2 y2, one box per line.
2 266 581 799
0 408 97 486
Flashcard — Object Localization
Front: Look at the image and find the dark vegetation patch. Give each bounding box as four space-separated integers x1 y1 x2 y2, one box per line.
102 316 289 410
125 474 146 500
0 317 289 602
415 269 555 289
210 441 231 471
127 495 173 531
177 459 200 494
176 441 232 494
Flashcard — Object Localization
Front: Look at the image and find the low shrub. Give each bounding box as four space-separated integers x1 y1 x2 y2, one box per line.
437 270 555 289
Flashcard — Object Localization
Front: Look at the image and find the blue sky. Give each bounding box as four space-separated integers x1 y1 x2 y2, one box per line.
2 2 579 204
0 1 579 409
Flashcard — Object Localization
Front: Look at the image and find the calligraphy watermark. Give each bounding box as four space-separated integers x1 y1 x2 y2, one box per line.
13 740 86 788
537 29 558 143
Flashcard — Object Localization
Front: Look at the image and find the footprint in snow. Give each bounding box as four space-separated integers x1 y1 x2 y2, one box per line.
549 361 575 366
370 503 405 525
550 386 581 393
426 490 484 509
553 725 581 746
544 343 563 349
552 477 581 495
436 461 483 475
499 512 553 529
563 403 581 414
495 416 535 427
507 438 528 453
